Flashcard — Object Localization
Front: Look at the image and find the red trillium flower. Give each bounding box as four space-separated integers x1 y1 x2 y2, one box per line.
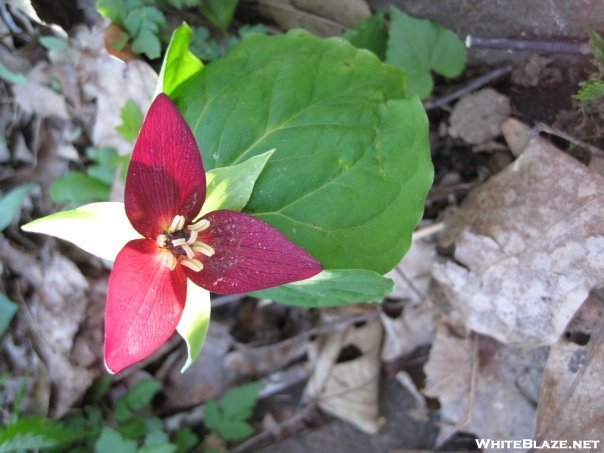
105 94 321 373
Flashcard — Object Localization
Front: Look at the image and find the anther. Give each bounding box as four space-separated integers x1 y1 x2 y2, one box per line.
187 230 198 244
168 215 186 233
161 251 177 271
181 243 195 259
156 234 168 247
192 241 215 257
187 219 210 232
171 238 187 247
180 258 203 272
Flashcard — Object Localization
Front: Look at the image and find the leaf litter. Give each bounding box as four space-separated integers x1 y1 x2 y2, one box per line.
2 1 604 450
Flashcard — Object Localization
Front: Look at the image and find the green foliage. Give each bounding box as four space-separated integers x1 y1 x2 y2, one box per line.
114 379 162 422
385 6 466 99
116 100 144 141
202 149 274 215
96 0 166 59
49 147 127 206
252 269 394 307
199 0 239 32
38 35 69 51
190 23 267 62
203 381 260 441
158 23 204 96
0 62 27 85
95 427 138 452
574 28 604 101
0 183 34 231
0 416 83 452
173 30 433 274
342 12 388 60
0 292 18 337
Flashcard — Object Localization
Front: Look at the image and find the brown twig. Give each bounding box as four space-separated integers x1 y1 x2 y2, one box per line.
466 35 591 55
424 65 513 110
532 122 604 159
231 404 317 453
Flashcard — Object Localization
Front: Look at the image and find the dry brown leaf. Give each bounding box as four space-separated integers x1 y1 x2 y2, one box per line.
424 324 547 447
305 314 385 433
11 63 69 120
534 289 604 443
501 117 531 157
433 138 604 346
448 88 510 145
0 237 96 416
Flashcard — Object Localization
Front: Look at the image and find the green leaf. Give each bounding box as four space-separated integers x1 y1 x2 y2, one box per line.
203 382 259 441
0 416 82 452
176 281 211 372
386 6 466 99
49 172 111 205
0 62 27 86
342 12 388 60
251 269 393 307
140 431 177 453
173 30 433 274
116 100 143 141
213 419 254 441
22 202 141 262
588 27 604 62
220 381 260 420
0 293 18 337
189 26 221 62
238 24 267 38
574 78 604 101
126 379 162 410
0 183 34 231
201 149 274 216
38 35 69 51
96 0 128 23
199 0 239 32
123 6 166 59
95 427 137 453
172 427 199 453
157 23 204 97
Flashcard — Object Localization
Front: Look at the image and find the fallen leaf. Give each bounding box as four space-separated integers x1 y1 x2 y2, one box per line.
433 138 604 345
534 289 604 443
11 63 69 120
305 313 385 434
424 324 547 447
500 117 530 157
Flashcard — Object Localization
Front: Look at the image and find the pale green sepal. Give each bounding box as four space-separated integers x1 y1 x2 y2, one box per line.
199 149 275 217
176 280 211 373
156 23 203 97
21 202 141 262
251 269 394 307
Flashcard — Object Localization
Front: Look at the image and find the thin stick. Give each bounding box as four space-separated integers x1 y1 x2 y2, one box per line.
466 35 591 55
532 122 604 159
231 404 316 453
424 65 513 110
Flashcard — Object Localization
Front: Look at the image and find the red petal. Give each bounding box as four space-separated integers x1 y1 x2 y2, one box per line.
185 210 322 294
104 238 187 374
125 94 205 238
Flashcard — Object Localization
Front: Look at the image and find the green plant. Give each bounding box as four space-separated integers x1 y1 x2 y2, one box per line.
0 378 197 452
116 99 144 141
343 6 467 99
49 147 127 206
203 381 261 441
575 28 604 101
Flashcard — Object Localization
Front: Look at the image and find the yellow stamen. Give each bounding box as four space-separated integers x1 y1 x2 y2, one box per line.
156 234 168 247
168 215 186 233
192 241 215 257
161 250 177 271
181 243 195 259
181 258 203 272
187 219 210 232
187 230 198 244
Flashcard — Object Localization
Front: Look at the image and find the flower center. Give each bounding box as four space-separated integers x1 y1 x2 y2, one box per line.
156 215 215 271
